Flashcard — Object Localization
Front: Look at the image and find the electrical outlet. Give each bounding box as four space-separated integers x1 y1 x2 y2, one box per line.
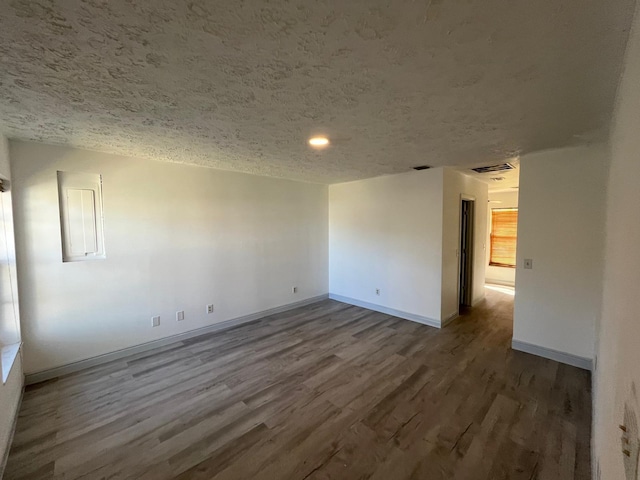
292 286 297 293
524 258 533 269
176 310 185 321
376 288 380 295
206 304 214 314
151 316 160 327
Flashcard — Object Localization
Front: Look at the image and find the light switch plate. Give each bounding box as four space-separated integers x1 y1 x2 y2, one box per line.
151 316 160 327
524 258 533 269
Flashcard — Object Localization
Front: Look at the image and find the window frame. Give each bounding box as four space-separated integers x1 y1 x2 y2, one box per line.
489 207 518 268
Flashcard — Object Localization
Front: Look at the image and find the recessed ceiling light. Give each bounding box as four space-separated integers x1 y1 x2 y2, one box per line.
308 136 329 148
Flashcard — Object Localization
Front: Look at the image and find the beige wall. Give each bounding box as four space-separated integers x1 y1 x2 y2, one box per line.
328 167 487 327
329 168 445 324
513 145 608 364
594 1 640 478
11 141 328 374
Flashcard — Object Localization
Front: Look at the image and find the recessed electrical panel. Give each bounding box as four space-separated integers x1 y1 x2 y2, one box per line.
57 171 106 262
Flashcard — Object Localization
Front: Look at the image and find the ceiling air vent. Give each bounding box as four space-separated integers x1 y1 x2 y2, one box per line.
413 165 432 171
470 163 515 174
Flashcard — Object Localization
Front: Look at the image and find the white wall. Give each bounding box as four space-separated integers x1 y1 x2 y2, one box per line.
0 354 22 475
441 169 488 321
594 2 640 478
513 145 608 362
486 190 519 286
11 141 328 375
329 169 444 324
0 134 23 476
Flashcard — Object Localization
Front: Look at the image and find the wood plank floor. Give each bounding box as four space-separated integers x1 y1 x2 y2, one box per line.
5 287 591 479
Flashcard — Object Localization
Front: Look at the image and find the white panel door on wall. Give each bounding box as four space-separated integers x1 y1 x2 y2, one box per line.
57 171 106 262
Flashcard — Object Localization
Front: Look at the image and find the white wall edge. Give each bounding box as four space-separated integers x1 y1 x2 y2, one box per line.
0 378 23 479
441 311 458 328
471 295 485 307
25 294 329 385
328 293 441 329
512 339 593 371
1 343 22 384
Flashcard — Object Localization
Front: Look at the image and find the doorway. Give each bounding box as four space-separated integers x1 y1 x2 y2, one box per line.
459 198 475 307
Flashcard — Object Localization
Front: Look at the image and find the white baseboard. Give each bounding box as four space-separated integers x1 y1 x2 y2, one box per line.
486 279 515 287
328 294 441 329
511 339 593 371
25 294 329 385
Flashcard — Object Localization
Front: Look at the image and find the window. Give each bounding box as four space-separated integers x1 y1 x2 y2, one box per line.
0 176 21 383
490 208 518 268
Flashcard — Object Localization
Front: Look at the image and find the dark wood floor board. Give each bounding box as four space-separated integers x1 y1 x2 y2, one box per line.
302 420 383 480
51 366 231 444
56 392 242 473
5 288 592 479
209 399 348 480
172 422 271 480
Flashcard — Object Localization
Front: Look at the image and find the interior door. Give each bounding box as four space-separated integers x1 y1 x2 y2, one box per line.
459 199 475 307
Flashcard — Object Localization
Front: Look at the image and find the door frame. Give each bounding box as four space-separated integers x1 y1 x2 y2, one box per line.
458 194 476 309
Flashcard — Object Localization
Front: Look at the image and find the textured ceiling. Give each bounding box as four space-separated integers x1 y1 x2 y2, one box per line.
0 0 635 183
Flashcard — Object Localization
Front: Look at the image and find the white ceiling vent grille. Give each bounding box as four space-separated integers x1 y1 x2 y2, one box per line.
470 163 515 174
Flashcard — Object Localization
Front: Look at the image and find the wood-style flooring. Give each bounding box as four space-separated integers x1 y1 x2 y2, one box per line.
5 287 591 479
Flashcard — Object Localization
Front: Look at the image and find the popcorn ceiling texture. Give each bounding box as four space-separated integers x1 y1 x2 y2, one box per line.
0 0 635 183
